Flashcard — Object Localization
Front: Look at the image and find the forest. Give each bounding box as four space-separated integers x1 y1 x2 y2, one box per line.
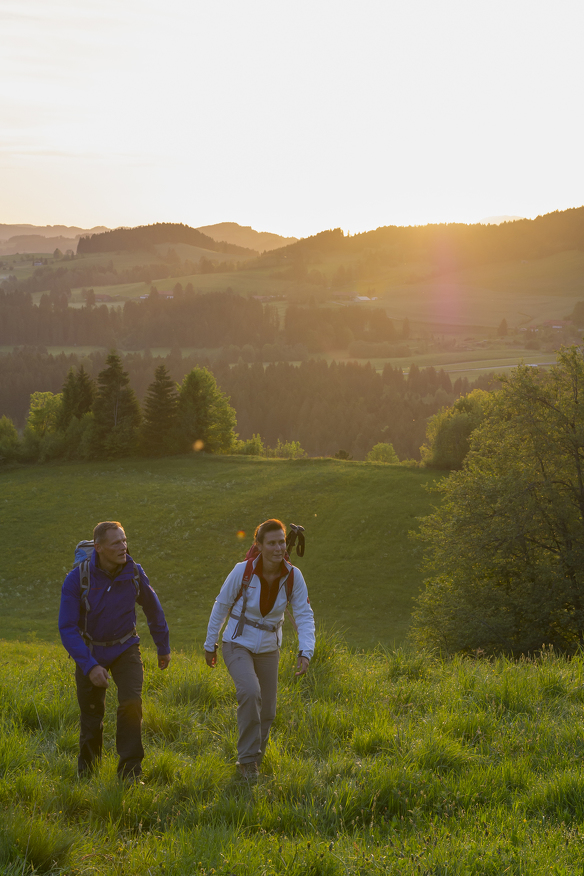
76 222 256 255
0 285 413 352
256 206 584 272
0 346 492 460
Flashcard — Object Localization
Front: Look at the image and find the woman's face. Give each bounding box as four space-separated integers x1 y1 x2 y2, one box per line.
259 528 286 567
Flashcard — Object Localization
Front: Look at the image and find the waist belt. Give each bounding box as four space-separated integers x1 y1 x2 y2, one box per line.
230 611 284 635
81 627 137 651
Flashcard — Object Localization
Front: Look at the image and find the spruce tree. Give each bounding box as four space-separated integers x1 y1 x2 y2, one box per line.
177 367 237 453
57 365 95 431
91 352 141 458
141 364 179 456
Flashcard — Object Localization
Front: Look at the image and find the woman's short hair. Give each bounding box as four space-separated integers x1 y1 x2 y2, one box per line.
254 519 286 544
93 521 124 544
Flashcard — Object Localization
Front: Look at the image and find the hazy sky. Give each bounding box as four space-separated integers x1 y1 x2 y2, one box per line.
1 0 583 237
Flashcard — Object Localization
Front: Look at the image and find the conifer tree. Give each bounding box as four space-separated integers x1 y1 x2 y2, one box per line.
91 352 141 458
177 367 236 453
57 365 95 431
141 364 179 456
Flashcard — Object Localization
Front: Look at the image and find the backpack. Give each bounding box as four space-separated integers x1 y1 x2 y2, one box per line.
230 524 305 639
73 540 140 650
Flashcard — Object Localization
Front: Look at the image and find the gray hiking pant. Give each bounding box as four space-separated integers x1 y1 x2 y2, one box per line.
222 641 279 765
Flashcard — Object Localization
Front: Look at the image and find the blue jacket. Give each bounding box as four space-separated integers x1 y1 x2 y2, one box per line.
59 550 170 676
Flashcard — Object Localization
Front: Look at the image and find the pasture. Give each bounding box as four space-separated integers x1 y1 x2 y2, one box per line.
3 457 584 874
3 638 584 874
0 455 443 651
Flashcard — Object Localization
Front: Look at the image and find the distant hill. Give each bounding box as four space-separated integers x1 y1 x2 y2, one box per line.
0 223 110 239
197 222 297 252
77 222 258 257
255 206 584 272
479 215 525 225
0 224 111 256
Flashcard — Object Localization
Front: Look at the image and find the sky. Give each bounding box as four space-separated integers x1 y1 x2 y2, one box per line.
1 0 583 239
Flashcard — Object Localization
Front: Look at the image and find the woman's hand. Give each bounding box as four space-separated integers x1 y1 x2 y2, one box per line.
205 649 218 668
295 655 309 677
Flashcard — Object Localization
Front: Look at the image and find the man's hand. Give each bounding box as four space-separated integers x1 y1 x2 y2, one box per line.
295 655 309 677
205 649 217 669
158 654 171 670
88 665 109 688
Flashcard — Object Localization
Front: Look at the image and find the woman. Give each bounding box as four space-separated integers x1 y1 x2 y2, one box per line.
204 519 315 778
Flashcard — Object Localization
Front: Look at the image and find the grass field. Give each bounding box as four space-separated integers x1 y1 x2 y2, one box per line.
4 638 584 874
379 251 584 330
0 455 443 652
5 456 584 874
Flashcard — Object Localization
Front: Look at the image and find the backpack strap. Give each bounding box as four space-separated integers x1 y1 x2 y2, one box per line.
230 561 296 640
78 560 141 651
230 558 255 639
284 567 298 633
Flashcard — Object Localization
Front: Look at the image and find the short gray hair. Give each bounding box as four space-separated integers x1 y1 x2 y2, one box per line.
93 521 124 544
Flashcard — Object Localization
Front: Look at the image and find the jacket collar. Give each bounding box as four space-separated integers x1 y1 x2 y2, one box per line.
251 553 293 575
90 549 134 579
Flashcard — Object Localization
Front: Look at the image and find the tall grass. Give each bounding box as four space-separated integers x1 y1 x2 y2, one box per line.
3 638 584 874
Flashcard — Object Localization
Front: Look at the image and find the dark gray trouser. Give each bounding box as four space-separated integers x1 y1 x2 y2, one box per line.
222 641 280 765
75 643 144 778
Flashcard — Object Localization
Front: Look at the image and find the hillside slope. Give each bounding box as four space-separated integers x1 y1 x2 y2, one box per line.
0 455 443 649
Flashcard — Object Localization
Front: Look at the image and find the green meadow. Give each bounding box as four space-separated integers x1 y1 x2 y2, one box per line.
0 455 443 651
3 638 584 875
4 457 584 874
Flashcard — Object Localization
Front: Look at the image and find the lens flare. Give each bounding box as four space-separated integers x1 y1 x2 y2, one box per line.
236 530 246 540
192 440 204 452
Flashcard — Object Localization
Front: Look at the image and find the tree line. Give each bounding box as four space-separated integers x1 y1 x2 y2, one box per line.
256 206 584 273
0 352 238 464
77 222 255 256
0 345 493 461
0 290 280 349
0 290 417 354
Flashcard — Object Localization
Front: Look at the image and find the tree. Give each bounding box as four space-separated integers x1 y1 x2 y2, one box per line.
26 391 63 437
0 415 20 462
420 389 492 470
91 352 142 458
497 318 508 337
141 364 179 456
177 367 237 453
412 346 584 657
366 442 399 464
57 366 95 431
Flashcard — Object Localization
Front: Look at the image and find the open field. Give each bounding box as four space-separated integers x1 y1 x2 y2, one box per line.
3 639 584 874
11 243 584 335
379 251 584 329
0 455 443 651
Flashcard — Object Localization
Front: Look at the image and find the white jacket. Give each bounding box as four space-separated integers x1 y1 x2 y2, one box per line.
204 555 315 658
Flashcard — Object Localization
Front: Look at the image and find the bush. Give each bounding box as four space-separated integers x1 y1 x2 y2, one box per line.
366 442 399 464
234 433 265 456
266 439 307 459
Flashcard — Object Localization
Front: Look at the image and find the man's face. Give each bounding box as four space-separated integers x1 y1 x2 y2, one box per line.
95 527 127 569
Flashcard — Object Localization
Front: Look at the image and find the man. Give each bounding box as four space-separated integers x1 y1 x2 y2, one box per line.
59 521 170 780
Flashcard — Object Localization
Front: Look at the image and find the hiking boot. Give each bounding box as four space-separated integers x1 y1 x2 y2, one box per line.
236 761 259 780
